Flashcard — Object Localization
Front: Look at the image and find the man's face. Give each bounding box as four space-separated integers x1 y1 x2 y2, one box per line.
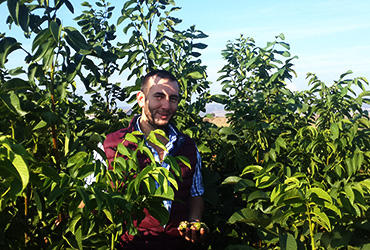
137 75 179 130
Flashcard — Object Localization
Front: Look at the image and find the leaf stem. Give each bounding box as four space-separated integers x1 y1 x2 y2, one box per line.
306 202 316 250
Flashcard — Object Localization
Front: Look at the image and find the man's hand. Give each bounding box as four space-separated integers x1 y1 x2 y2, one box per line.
178 220 209 243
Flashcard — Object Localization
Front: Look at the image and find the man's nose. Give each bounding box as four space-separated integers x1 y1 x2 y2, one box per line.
161 98 170 109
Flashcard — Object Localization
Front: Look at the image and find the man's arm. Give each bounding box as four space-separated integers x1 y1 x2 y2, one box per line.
188 196 204 221
189 148 204 221
178 148 208 243
179 196 208 243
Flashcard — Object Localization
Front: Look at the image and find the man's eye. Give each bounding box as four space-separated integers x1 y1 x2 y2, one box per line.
170 97 179 103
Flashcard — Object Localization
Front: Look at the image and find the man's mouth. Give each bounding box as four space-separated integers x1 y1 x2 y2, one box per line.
157 112 171 120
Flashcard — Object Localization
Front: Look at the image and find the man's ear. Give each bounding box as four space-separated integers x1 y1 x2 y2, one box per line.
137 91 145 108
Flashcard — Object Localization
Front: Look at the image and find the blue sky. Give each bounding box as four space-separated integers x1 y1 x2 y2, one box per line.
1 0 370 95
175 0 370 93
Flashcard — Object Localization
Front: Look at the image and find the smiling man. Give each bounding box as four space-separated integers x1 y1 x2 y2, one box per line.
103 70 207 250
138 71 179 130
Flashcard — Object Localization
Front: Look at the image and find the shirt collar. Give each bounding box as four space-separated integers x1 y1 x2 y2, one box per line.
134 115 178 142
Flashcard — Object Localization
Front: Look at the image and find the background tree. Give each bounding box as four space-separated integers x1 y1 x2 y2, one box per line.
204 35 370 250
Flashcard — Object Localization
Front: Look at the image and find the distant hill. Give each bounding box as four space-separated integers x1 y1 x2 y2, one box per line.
203 103 226 117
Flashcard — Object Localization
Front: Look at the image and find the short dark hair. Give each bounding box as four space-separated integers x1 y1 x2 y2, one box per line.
141 70 178 94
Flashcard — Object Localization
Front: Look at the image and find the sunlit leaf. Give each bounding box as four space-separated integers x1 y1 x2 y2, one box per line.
0 91 28 116
308 187 333 204
221 176 241 185
186 71 204 79
344 184 355 205
241 165 262 176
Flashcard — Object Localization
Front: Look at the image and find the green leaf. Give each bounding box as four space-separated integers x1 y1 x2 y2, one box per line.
3 78 30 91
64 26 91 52
50 21 61 44
324 201 342 217
277 33 285 40
76 187 89 209
197 143 211 153
32 37 55 62
192 43 208 49
7 0 29 32
68 213 82 233
219 126 235 136
147 130 167 151
228 208 267 225
186 71 204 79
330 123 339 140
271 185 282 203
145 201 169 226
241 165 262 176
298 103 309 113
117 143 131 159
64 0 74 13
8 67 25 76
11 153 29 191
17 4 29 32
358 90 370 99
164 156 182 180
125 132 139 143
221 176 241 185
360 179 370 192
0 37 21 68
344 183 355 205
91 188 104 211
308 187 333 204
276 189 304 206
47 187 69 204
0 158 22 185
32 29 51 52
275 137 286 149
122 0 136 10
279 233 297 250
175 155 191 169
7 0 18 26
278 41 290 50
114 156 127 171
311 208 331 231
103 209 113 223
33 163 61 182
357 118 370 128
75 225 83 250
34 190 43 219
248 190 269 202
122 22 135 34
339 70 353 80
33 120 48 130
126 49 141 64
142 146 155 164
234 179 254 192
268 148 277 162
256 174 277 189
0 91 28 116
153 179 175 199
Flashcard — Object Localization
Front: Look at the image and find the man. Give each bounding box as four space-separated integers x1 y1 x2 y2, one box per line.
103 70 207 249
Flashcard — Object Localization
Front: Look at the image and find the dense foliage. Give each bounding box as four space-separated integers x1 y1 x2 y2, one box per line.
1 0 370 249
201 35 370 250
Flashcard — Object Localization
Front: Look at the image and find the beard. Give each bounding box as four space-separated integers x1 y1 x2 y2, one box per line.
143 105 174 130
